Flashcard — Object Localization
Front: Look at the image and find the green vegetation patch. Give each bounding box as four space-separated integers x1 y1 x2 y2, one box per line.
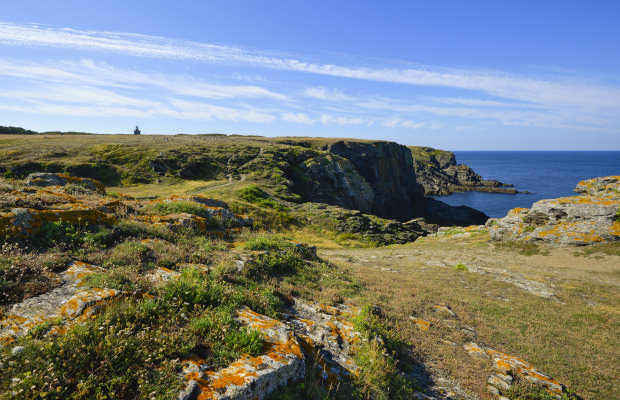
351 304 418 399
455 262 468 271
239 184 288 212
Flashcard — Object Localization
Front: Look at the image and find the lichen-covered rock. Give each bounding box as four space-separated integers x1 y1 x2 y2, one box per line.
0 206 116 238
489 176 620 245
179 307 305 400
0 261 118 344
177 299 364 400
0 185 253 241
284 299 361 383
464 342 567 399
26 172 106 194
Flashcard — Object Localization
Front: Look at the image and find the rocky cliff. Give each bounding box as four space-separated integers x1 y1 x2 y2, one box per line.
410 146 516 195
320 141 425 221
489 176 620 245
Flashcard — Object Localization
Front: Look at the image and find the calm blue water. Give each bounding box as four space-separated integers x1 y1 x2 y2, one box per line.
431 151 620 218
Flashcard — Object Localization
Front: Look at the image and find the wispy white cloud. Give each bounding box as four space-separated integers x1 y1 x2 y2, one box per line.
1 21 619 114
0 59 287 101
281 112 314 125
319 114 368 126
0 22 618 134
303 87 354 102
382 118 425 130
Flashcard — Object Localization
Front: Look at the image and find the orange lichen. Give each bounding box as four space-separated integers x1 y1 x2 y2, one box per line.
411 318 430 331
508 208 529 216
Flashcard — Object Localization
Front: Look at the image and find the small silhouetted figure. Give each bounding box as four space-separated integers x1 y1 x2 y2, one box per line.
134 125 141 135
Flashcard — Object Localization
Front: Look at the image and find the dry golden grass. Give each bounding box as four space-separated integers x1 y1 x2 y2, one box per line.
321 233 620 400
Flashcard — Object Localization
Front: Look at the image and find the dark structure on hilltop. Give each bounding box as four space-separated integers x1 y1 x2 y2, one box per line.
134 126 141 135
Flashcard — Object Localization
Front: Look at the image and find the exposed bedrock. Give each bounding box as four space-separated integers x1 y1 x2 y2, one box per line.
489 176 620 245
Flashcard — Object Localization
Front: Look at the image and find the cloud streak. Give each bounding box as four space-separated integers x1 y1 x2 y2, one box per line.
1 21 619 114
0 22 618 135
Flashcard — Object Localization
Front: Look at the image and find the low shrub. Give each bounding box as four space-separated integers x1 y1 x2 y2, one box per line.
455 262 468 271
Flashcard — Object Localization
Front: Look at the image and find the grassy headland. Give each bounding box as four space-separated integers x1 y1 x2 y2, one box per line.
0 133 617 399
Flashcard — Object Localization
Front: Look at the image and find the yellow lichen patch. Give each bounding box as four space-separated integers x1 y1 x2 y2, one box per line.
611 221 620 237
410 317 430 331
0 207 116 238
556 195 619 206
60 288 120 319
485 348 564 395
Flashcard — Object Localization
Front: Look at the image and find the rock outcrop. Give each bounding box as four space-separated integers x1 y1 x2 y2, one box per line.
489 176 620 245
410 147 516 196
465 342 567 399
322 141 426 221
294 203 438 245
26 172 106 194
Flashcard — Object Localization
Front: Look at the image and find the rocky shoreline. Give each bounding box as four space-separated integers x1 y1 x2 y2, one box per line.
410 146 519 196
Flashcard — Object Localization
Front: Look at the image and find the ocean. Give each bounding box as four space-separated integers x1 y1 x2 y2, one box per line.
431 151 620 218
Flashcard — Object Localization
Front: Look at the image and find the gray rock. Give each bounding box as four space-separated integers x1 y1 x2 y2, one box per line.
11 346 24 355
490 176 620 245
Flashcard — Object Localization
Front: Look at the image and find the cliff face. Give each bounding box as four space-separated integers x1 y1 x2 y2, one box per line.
321 141 426 221
410 146 515 195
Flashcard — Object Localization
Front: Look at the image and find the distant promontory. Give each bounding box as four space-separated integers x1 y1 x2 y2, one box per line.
409 146 517 195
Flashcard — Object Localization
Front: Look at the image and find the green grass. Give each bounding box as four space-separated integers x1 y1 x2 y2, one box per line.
239 184 288 212
506 378 580 400
494 241 550 256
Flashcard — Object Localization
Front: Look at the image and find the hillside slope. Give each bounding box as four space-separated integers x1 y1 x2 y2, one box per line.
0 134 487 227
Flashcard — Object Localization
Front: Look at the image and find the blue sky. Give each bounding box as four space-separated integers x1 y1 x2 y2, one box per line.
1 1 619 150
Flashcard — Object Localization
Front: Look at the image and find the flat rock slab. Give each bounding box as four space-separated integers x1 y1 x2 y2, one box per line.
0 261 119 344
